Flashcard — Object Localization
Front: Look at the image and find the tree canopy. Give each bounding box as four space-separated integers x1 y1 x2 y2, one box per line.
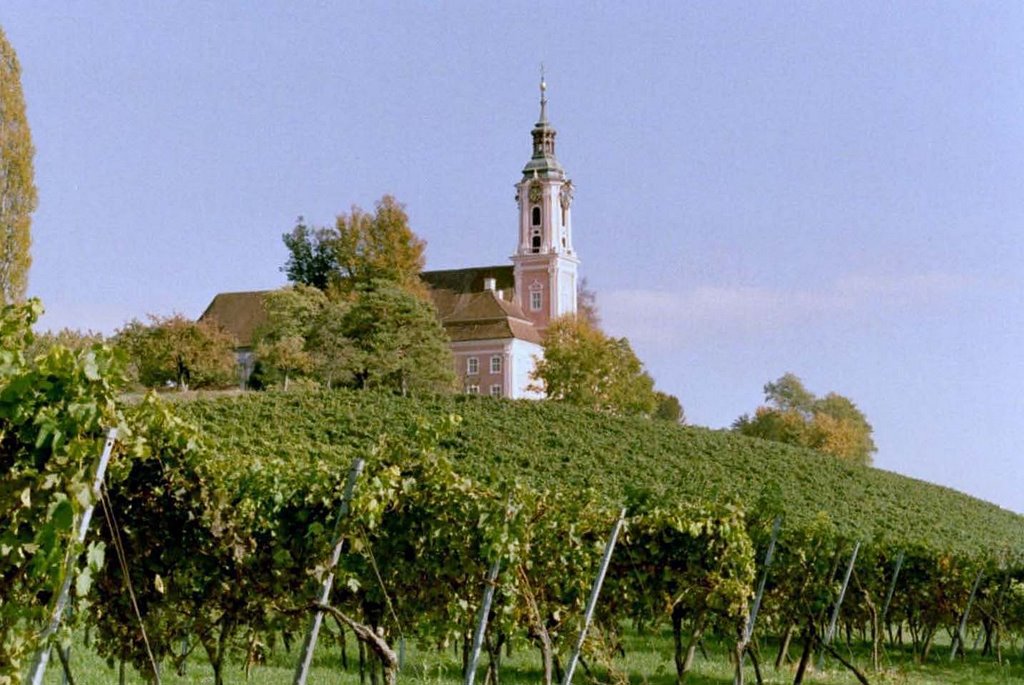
654 391 685 423
733 372 876 466
251 284 328 390
0 27 36 303
273 195 451 394
250 282 454 395
342 280 455 395
281 195 427 297
114 314 238 391
26 327 105 359
305 298 358 389
280 219 338 290
531 316 659 417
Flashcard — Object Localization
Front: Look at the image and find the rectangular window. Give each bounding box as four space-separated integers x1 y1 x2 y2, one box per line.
530 291 542 311
466 384 480 395
490 355 502 374
490 385 502 397
467 357 479 375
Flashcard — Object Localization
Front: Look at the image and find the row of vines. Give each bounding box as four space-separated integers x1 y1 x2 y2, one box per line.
4 301 1024 685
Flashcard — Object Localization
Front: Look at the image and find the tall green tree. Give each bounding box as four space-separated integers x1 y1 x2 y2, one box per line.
280 218 339 290
763 372 816 414
654 391 685 423
252 284 328 389
115 314 237 390
531 316 658 417
250 283 451 394
0 27 36 303
733 372 876 466
281 195 427 297
306 299 358 388
342 280 455 395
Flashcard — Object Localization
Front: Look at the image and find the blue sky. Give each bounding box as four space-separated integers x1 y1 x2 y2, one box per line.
3 3 1023 512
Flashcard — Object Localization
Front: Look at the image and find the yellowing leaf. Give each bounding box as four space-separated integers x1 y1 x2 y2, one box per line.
75 567 93 597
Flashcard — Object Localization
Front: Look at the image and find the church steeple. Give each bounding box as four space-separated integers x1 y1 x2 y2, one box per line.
511 75 579 334
525 72 563 178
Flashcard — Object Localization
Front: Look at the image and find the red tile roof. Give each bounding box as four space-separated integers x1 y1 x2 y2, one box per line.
429 288 541 344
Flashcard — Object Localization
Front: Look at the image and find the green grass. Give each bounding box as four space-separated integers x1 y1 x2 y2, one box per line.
44 626 1024 685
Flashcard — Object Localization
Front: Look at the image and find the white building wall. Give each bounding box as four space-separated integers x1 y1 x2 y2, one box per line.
509 338 544 399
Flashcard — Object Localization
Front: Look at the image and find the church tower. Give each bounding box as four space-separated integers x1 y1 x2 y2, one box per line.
512 76 579 335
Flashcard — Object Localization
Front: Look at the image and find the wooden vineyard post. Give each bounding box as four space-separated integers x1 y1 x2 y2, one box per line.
818 540 860 671
736 516 782 685
561 507 627 685
26 428 118 685
949 568 984 662
463 557 502 685
293 457 365 685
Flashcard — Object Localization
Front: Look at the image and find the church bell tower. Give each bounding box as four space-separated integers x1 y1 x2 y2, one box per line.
512 76 579 335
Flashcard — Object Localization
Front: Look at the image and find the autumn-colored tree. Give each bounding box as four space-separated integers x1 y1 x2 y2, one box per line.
281 195 427 297
26 327 105 359
0 27 37 303
115 314 237 390
335 195 425 291
531 316 658 416
733 372 876 465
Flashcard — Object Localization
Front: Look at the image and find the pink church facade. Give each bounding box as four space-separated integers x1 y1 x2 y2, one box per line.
422 78 580 398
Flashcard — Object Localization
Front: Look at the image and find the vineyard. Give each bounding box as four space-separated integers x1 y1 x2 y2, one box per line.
181 390 1024 557
5 306 1024 685
175 391 1024 684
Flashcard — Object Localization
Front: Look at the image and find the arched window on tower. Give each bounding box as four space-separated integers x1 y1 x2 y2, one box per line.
531 228 541 253
532 206 541 226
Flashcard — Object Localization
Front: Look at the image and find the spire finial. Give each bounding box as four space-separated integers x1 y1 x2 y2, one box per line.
539 63 548 123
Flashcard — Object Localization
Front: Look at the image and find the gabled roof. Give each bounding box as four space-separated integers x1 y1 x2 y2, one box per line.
429 288 541 345
199 290 269 348
430 287 526 322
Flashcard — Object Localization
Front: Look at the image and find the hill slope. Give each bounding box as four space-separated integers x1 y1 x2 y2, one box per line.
181 389 1024 557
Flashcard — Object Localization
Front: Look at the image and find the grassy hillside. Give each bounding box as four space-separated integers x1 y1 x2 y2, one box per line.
180 389 1024 558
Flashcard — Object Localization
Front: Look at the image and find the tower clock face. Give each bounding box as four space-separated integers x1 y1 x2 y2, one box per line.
529 185 542 203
